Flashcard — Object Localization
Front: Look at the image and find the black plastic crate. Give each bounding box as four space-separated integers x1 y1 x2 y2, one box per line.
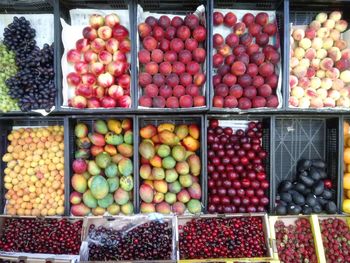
286 0 350 113
209 0 287 113
205 114 273 212
0 116 66 215
135 0 210 113
0 0 58 116
272 116 341 213
57 0 135 113
136 115 206 213
339 116 349 214
66 115 137 215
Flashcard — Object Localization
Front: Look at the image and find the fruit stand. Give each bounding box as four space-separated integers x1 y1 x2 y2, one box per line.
1 0 350 262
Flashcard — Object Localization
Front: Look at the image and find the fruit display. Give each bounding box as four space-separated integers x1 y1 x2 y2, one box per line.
70 119 134 216
0 43 20 112
212 10 280 109
86 218 173 260
276 159 337 215
2 125 65 216
65 13 131 109
179 216 268 259
289 11 350 108
207 119 269 213
139 121 202 214
275 218 317 263
320 217 350 262
137 13 207 108
3 17 55 112
343 121 350 213
0 218 82 254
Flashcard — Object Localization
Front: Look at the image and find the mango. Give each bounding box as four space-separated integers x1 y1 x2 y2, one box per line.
140 124 157 139
90 175 109 200
188 124 200 139
157 123 175 133
159 130 179 146
97 193 114 208
177 189 190 203
165 169 178 183
91 145 104 156
92 207 106 216
140 164 152 179
152 167 165 180
162 156 176 169
104 144 117 156
156 202 171 214
188 182 201 199
82 172 91 180
140 183 154 203
139 141 155 160
76 137 91 149
182 136 200 151
75 123 88 138
120 175 133 191
172 145 186 162
121 202 134 215
107 119 122 134
105 132 123 145
94 120 108 134
114 188 130 205
124 130 133 144
185 151 195 159
172 202 186 214
141 156 150 165
187 154 201 176
83 190 98 208
144 180 154 188
140 202 156 213
118 158 133 176
88 133 106 146
157 144 171 158
168 181 182 194
150 155 162 168
154 180 168 193
70 191 82 205
117 143 133 158
75 148 90 159
142 139 154 145
175 161 190 175
107 177 119 192
105 163 118 178
151 134 160 144
107 203 120 215
175 124 189 140
122 119 132 131
179 174 193 187
112 154 124 164
187 199 201 214
153 192 165 203
71 203 90 216
95 152 111 169
165 192 176 204
88 176 95 189
71 174 87 193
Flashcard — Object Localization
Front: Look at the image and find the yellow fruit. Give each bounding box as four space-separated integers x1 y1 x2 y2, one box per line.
345 148 350 164
345 122 350 135
343 199 350 213
344 173 350 189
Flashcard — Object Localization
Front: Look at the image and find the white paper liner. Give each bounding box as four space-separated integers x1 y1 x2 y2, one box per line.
289 23 350 110
0 252 79 263
61 8 131 108
212 9 283 110
0 14 55 115
136 4 207 109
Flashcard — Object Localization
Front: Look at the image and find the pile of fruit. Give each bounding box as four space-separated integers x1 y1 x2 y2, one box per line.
320 217 350 262
276 159 336 214
66 14 131 109
2 126 64 216
212 11 280 109
275 218 317 263
138 14 206 108
70 119 133 216
343 121 350 213
0 218 82 254
290 11 350 108
87 220 173 260
207 120 269 213
179 217 267 259
3 17 55 112
139 122 201 214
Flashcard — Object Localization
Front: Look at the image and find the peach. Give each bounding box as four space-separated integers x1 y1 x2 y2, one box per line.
320 57 334 70
335 40 347 50
335 58 350 71
323 97 336 107
290 36 294 46
310 20 321 30
305 48 316 60
312 37 323 50
332 78 345 90
298 77 310 88
310 77 321 89
316 13 328 23
305 88 318 98
328 47 341 61
335 20 348 32
324 19 335 29
193 96 205 107
305 27 317 40
317 88 328 99
316 49 327 59
330 29 341 41
321 77 333 89
293 65 307 78
342 49 350 59
323 38 334 50
292 29 305 41
317 27 330 38
310 58 320 70
298 97 311 108
336 97 350 107
289 75 298 88
330 11 342 22
326 68 340 80
289 96 299 107
290 57 299 68
138 23 152 38
291 86 304 98
340 70 350 83
145 62 159 75
340 88 349 97
328 89 341 100
299 38 312 50
299 58 310 68
310 97 324 108
307 67 316 78
143 36 158 51
316 69 326 78
294 47 305 60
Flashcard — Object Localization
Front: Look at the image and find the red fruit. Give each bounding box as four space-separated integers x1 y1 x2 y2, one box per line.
158 15 171 29
180 73 192 86
215 83 229 97
67 49 81 64
252 75 264 87
177 26 191 41
118 74 131 89
171 16 184 28
73 159 87 173
213 11 224 26
166 73 180 87
218 65 230 77
76 83 93 98
217 44 231 57
248 23 262 36
258 84 272 97
264 49 280 64
263 23 277 36
153 26 165 41
256 33 269 46
112 25 129 41
74 61 89 75
225 54 235 65
179 95 194 108
178 50 192 64
252 96 267 108
250 51 265 65
76 38 89 53
213 74 222 86
194 95 205 107
153 73 165 87
87 98 101 108
238 97 252 110
224 12 237 27
151 49 164 63
266 74 278 89
139 72 152 87
213 53 224 68
224 96 238 108
142 36 157 51
138 49 151 64
242 13 255 26
233 22 246 36
186 61 200 75
186 84 200 96
145 84 159 97
118 95 131 108
247 43 260 56
145 16 158 27
139 96 153 107
231 61 246 76
82 26 97 41
240 33 253 46
185 38 199 51
173 85 186 97
192 26 206 42
159 62 172 75
236 53 250 66
243 86 256 99
159 39 170 51
335 58 350 71
81 73 96 86
184 14 199 30
192 48 206 63
166 96 179 108
113 51 127 62
159 85 173 98
84 50 98 63
213 96 224 108
165 26 176 40
266 95 278 108
255 12 269 26
193 72 206 86
153 96 166 108
229 84 243 98
225 33 239 48
164 50 178 62
101 96 117 108
67 72 81 86
108 84 124 99
258 62 274 77
145 61 159 75
247 63 259 77
172 61 186 75
323 179 332 189
138 22 152 38
238 74 252 87
170 38 185 52
222 73 237 86
233 45 246 56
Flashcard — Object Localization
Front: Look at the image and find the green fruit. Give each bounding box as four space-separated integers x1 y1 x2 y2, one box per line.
105 132 124 145
172 145 186 161
71 174 87 193
94 120 108 134
107 203 120 215
139 141 155 160
165 169 178 183
162 156 176 169
121 201 134 215
90 175 109 200
76 137 91 149
157 144 171 158
88 160 101 176
95 152 111 169
107 177 119 192
97 193 114 208
74 148 90 159
165 192 176 204
118 158 133 176
168 181 181 194
187 199 201 214
83 190 97 208
120 175 133 191
124 130 133 144
105 163 118 177
75 123 88 138
152 167 165 180
179 174 193 188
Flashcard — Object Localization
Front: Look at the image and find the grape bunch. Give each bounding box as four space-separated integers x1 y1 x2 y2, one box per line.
3 16 55 112
0 43 20 112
